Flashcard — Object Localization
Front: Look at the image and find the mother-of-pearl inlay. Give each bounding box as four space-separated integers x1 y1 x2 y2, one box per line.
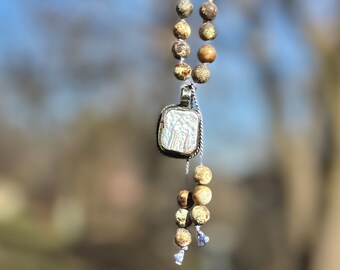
158 106 200 157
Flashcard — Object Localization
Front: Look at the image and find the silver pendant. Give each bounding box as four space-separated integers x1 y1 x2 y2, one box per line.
157 84 202 159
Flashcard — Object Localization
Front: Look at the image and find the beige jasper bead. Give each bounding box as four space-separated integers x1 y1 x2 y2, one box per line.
174 62 192 81
176 0 194 19
199 2 218 21
175 208 192 228
199 21 217 41
194 165 212 185
190 205 210 225
174 21 191 39
198 44 216 63
172 40 190 59
192 185 212 205
175 228 192 247
177 189 194 209
192 64 210 84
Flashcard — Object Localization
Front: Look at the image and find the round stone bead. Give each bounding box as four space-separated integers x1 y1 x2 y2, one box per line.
199 2 218 21
175 228 192 247
174 21 191 39
190 205 210 225
192 64 210 84
198 44 216 63
172 40 190 59
175 208 192 228
176 0 194 19
177 189 194 209
199 22 217 41
192 185 212 205
194 165 212 185
174 63 192 81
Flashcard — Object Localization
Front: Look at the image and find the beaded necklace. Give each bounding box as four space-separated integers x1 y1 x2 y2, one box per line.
156 0 217 265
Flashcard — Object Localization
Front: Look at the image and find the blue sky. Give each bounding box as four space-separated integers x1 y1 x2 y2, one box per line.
0 0 335 176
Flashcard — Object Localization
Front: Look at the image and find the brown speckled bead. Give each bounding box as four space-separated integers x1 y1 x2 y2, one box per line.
199 21 217 41
174 63 192 80
175 228 192 247
192 64 210 83
172 40 190 59
199 2 218 21
175 208 192 228
190 205 210 225
177 189 194 209
174 21 191 39
192 185 212 205
176 0 194 19
194 165 212 185
198 45 216 63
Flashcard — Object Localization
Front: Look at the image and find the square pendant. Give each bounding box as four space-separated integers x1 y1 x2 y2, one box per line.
157 105 201 159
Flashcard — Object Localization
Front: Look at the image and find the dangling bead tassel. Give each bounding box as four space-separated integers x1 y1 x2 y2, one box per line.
195 225 210 247
174 246 189 265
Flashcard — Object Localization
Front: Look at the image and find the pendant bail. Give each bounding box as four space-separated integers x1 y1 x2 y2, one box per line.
180 84 192 107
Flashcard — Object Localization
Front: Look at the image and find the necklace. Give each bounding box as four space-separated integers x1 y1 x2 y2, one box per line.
156 0 218 265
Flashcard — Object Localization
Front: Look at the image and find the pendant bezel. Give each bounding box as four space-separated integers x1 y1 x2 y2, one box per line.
156 104 202 159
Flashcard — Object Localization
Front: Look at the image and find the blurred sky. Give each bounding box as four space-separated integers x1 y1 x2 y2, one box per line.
0 0 337 176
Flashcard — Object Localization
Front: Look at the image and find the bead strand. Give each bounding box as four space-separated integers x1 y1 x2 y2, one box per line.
190 165 213 246
170 1 217 265
192 1 218 84
172 2 195 265
173 0 194 81
174 189 194 265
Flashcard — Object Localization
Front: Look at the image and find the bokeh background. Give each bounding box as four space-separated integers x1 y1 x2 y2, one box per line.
0 0 339 270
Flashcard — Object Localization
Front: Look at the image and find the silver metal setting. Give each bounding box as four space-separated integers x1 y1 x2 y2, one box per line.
156 84 202 159
180 85 192 107
157 105 201 159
